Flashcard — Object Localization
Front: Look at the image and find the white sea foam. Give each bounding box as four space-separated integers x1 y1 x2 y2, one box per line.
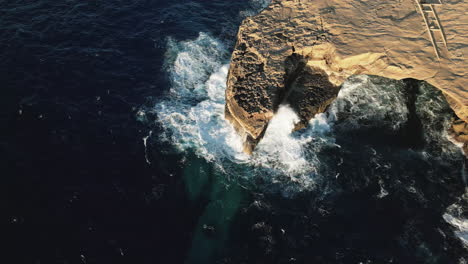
164 32 227 99
155 33 247 165
151 31 464 195
444 195 468 247
415 82 463 157
153 33 326 192
328 75 409 130
443 213 468 247
252 106 315 180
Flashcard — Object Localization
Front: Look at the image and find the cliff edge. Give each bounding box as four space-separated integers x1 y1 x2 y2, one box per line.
225 0 467 154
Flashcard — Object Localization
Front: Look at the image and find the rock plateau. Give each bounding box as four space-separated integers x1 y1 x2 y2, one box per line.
225 0 467 154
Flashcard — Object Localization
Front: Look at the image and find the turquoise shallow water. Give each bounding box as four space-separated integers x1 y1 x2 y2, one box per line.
183 155 246 263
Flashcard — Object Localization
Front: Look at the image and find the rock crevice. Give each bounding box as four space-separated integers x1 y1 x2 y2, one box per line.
225 0 467 153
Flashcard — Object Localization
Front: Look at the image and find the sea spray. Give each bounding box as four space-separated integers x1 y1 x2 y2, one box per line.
253 105 314 178
153 27 460 195
153 32 326 193
146 27 468 253
152 31 465 196
135 0 468 259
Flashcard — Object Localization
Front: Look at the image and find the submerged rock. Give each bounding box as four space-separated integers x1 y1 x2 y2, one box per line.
225 0 467 153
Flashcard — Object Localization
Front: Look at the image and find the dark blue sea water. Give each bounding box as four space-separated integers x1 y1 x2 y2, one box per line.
2 0 467 263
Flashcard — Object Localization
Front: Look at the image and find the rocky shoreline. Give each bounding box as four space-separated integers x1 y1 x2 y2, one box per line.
225 0 467 153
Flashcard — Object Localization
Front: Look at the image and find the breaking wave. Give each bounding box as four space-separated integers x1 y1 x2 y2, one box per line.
148 31 465 196
152 33 329 193
155 33 246 163
444 194 468 247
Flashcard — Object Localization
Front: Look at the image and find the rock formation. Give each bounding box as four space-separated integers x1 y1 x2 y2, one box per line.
450 118 468 155
225 0 467 154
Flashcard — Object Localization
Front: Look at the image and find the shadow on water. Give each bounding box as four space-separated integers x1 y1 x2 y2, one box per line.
181 154 248 264
176 78 467 264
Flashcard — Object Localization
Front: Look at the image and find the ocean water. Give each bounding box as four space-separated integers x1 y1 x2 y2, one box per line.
152 32 465 189
147 3 468 262
2 0 467 263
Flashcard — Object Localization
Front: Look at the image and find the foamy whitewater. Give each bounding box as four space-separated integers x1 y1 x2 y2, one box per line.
444 198 468 247
152 32 333 192
148 31 464 191
143 11 468 245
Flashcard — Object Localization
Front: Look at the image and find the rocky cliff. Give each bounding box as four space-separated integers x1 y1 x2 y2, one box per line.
225 0 467 154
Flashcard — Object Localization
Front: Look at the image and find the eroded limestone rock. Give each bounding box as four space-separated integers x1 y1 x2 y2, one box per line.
225 0 467 153
450 118 468 155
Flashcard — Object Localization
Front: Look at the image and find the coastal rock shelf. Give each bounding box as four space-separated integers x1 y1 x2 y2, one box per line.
225 0 467 153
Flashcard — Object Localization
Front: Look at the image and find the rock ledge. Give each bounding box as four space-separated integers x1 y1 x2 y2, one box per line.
225 0 467 153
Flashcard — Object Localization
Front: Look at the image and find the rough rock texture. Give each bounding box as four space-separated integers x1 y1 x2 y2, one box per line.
450 118 468 155
225 0 467 153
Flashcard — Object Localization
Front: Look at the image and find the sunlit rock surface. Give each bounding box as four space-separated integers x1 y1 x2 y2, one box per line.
225 0 467 153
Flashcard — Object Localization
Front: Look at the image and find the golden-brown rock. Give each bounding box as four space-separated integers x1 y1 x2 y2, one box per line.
450 118 468 155
225 0 468 153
